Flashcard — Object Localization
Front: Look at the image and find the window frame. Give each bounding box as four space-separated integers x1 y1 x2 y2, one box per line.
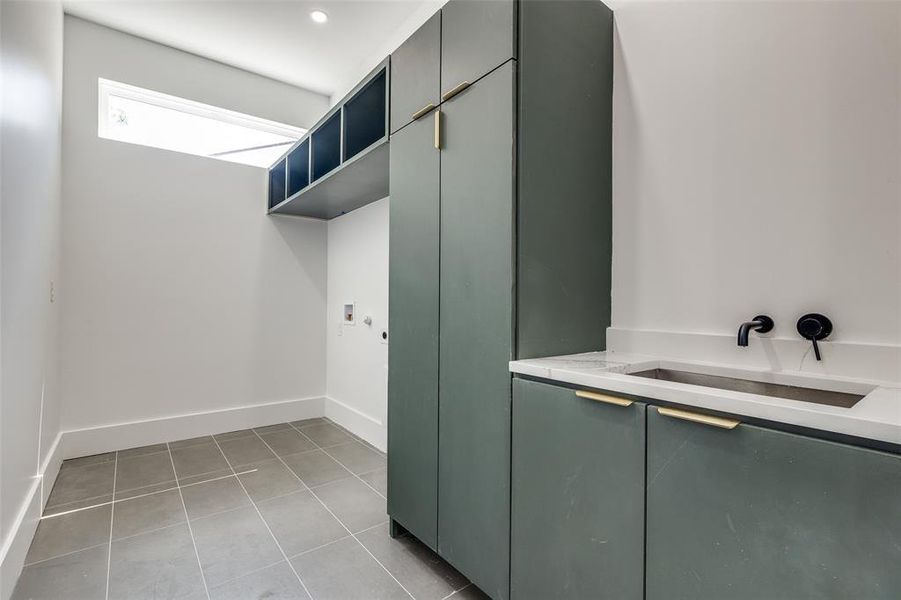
97 78 306 166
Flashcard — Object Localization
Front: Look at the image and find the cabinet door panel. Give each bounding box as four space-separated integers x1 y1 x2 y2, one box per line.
647 406 901 600
516 0 613 359
512 379 645 600
439 62 515 600
388 114 440 550
441 0 515 96
390 12 441 134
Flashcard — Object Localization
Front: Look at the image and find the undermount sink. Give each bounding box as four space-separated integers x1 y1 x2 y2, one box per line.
630 368 868 408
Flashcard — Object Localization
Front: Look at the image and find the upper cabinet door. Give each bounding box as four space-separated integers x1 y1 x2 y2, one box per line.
390 12 441 134
440 0 515 99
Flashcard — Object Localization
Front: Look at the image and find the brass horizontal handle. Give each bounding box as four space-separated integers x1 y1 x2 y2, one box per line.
658 407 740 430
575 390 633 407
441 81 471 102
412 103 436 121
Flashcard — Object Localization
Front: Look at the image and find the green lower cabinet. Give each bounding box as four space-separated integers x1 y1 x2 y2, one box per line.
511 379 645 600
646 405 901 600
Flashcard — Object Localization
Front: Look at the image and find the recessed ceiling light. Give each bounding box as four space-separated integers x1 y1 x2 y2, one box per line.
310 10 328 24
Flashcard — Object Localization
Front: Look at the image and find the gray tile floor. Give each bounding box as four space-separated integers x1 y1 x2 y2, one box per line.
14 418 487 600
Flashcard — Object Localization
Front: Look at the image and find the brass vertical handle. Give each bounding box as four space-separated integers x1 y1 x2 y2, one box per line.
575 390 633 407
441 81 471 101
657 407 740 430
434 109 441 150
412 103 435 121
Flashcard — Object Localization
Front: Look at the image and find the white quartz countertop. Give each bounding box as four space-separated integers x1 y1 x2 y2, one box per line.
509 352 901 445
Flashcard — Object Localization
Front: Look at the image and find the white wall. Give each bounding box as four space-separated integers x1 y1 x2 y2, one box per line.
59 17 331 442
610 1 901 381
330 0 446 104
0 1 64 596
325 198 389 450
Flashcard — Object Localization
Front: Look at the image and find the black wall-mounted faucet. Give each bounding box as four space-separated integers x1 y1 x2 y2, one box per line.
797 313 832 361
737 315 774 347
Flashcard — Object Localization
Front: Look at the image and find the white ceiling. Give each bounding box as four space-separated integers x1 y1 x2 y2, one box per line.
63 0 438 98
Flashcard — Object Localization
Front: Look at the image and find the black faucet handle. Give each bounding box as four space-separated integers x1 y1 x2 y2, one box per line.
797 313 832 361
753 315 774 333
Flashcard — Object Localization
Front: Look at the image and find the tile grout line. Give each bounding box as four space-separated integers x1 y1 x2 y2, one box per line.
104 450 118 600
331 422 387 457
304 481 415 599
278 518 390 564
23 541 112 568
209 434 316 600
287 421 387 501
112 487 283 546
44 492 115 515
252 427 415 599
39 469 259 521
357 465 388 478
45 485 353 563
165 442 212 600
28 509 236 570
299 419 385 457
316 447 386 500
441 582 473 599
116 447 171 460
286 533 353 560
196 557 285 594
270 425 414 599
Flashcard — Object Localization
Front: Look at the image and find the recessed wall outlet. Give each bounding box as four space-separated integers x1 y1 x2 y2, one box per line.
343 302 355 325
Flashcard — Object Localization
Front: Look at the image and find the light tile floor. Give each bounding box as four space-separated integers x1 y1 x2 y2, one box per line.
14 418 487 600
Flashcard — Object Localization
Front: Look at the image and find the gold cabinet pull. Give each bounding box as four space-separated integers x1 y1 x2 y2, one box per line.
575 390 633 407
441 81 471 102
412 103 436 121
434 109 441 149
658 407 740 430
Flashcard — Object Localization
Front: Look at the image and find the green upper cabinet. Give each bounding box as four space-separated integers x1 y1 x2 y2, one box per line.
440 0 516 99
438 62 515 600
387 114 441 550
646 405 901 600
512 379 645 600
516 0 613 359
389 12 441 134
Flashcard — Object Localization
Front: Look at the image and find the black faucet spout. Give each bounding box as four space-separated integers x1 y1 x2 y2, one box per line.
737 315 774 347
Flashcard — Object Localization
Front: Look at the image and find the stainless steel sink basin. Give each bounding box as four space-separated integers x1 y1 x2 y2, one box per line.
630 368 866 408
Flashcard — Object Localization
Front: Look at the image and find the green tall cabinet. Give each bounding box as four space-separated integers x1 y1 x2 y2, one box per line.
388 2 614 598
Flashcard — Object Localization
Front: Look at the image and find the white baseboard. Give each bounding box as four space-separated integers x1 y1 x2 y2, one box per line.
607 327 901 386
324 396 386 452
61 396 326 459
1 433 63 600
